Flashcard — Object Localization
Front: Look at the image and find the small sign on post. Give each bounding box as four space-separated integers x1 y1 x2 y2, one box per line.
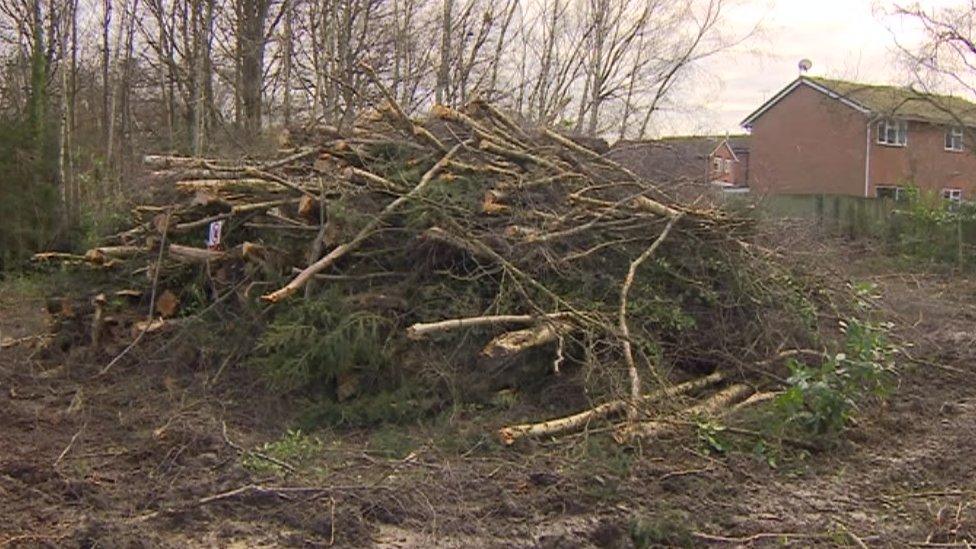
206 220 224 250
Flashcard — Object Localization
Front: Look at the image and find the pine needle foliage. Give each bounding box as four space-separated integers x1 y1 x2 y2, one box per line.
250 290 394 394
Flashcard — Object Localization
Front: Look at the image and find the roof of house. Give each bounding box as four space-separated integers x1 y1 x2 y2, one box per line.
608 135 749 182
742 76 976 127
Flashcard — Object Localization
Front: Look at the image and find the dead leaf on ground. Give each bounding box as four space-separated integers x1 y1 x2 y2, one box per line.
156 290 180 318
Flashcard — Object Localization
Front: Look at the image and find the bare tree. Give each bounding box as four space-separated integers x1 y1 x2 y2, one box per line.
896 1 976 99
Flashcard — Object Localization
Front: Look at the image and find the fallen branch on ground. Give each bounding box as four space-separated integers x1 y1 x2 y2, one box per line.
407 313 571 339
615 384 754 442
497 372 725 445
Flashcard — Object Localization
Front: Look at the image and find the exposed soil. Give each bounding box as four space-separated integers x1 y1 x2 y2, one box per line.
1 258 975 547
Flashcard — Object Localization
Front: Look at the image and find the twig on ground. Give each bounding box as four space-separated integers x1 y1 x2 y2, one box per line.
53 423 86 467
691 530 829 544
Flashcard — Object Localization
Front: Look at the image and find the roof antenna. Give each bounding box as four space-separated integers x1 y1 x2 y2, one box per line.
798 59 813 75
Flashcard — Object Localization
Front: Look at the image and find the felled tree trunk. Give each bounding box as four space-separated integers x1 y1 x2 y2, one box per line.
481 320 571 360
497 372 725 445
168 244 226 263
614 384 754 443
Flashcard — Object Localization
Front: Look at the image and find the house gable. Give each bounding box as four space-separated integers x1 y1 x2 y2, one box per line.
709 139 738 162
746 81 869 196
741 77 871 128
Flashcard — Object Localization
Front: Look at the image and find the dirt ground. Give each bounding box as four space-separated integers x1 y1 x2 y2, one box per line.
2 254 976 548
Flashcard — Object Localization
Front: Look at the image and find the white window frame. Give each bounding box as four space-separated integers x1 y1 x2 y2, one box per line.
946 127 964 152
876 185 904 201
942 188 962 202
876 119 908 147
724 158 733 176
712 157 722 173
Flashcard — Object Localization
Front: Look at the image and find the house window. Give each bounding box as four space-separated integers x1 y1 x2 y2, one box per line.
724 159 733 175
876 185 904 201
876 119 908 146
942 188 962 202
946 128 964 152
712 157 722 173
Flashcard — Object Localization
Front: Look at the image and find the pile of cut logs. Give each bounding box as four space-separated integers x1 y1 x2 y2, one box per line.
33 93 783 444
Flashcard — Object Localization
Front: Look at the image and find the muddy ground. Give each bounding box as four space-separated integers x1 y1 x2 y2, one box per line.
2 252 975 548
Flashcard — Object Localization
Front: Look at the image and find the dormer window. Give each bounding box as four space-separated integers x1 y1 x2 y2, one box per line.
877 119 908 146
946 127 964 152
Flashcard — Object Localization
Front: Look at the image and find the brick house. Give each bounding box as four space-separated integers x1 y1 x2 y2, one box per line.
708 136 750 187
609 135 750 187
742 76 976 201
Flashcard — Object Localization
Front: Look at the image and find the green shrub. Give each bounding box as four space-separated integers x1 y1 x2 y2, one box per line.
773 318 894 438
888 185 976 269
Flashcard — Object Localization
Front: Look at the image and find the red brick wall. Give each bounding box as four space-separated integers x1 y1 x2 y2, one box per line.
733 151 749 187
749 84 869 196
869 121 976 200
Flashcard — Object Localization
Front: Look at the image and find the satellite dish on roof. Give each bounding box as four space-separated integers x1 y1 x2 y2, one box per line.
798 59 813 74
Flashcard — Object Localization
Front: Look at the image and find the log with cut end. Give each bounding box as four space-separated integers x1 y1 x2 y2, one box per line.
496 372 726 445
481 321 571 360
84 246 144 264
168 244 227 263
91 293 108 349
614 384 755 443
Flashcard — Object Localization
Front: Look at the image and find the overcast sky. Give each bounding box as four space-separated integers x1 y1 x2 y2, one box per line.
669 0 962 136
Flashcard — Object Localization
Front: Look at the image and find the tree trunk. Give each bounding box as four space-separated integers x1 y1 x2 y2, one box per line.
281 0 292 128
101 0 111 144
237 0 270 133
436 0 453 105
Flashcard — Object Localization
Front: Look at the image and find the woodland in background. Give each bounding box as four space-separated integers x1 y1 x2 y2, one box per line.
0 0 739 264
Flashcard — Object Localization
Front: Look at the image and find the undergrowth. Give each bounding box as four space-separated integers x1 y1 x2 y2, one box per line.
243 429 325 476
772 317 895 438
888 186 976 270
757 281 896 446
